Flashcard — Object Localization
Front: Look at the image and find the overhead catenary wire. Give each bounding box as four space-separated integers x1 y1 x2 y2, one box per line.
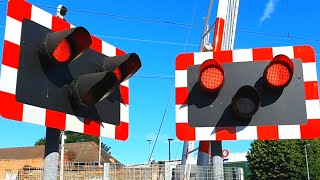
148 93 172 163
31 4 203 28
95 35 199 47
183 0 199 52
0 25 318 44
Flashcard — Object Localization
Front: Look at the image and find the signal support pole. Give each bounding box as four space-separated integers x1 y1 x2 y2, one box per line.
43 127 61 180
43 6 69 180
211 0 238 179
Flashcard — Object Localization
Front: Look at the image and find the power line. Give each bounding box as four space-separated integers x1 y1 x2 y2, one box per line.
34 5 202 28
148 93 172 163
96 35 199 46
1 24 318 43
183 0 199 52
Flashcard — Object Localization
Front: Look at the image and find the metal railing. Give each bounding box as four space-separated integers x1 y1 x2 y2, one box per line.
0 160 244 180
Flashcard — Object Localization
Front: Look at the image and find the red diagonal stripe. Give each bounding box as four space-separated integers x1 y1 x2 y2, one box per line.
294 46 316 63
2 40 20 69
252 47 273 61
115 122 129 141
215 127 236 140
176 53 194 70
257 125 279 140
120 85 129 105
116 48 126 56
176 87 188 104
300 119 320 139
84 119 101 137
304 81 319 100
176 123 195 141
214 50 233 63
52 16 70 31
45 110 66 130
90 35 102 53
7 0 32 22
0 91 23 121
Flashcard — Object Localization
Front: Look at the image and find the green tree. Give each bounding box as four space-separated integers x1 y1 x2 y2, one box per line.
247 139 320 180
35 131 111 154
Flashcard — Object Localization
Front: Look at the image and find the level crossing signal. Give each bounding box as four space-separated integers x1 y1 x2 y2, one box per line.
16 18 141 125
175 46 320 141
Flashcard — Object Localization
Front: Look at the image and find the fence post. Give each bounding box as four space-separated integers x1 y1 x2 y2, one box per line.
103 163 110 180
164 162 172 180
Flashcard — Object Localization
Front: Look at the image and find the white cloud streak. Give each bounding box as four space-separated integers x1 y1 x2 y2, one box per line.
260 0 279 23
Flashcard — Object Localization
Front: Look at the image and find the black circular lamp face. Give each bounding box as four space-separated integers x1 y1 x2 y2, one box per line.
232 85 260 119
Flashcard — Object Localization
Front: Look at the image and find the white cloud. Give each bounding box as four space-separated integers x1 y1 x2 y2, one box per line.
260 0 279 24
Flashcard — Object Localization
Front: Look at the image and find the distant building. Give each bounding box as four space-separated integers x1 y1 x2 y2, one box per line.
0 142 120 179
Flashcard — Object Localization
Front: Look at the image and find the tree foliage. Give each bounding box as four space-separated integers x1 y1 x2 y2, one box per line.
247 139 320 180
35 131 111 154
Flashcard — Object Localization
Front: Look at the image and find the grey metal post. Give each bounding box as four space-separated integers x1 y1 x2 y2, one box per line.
147 139 152 163
103 163 110 180
211 141 224 179
181 142 188 165
43 127 60 180
168 138 173 161
305 144 310 180
198 0 215 51
60 131 66 180
99 136 102 165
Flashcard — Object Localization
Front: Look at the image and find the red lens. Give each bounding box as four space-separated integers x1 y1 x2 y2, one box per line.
52 39 71 62
199 59 224 92
113 68 122 81
200 67 224 90
264 55 293 88
266 63 291 87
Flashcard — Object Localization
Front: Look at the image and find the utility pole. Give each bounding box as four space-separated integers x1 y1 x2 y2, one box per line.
147 139 152 163
168 138 173 161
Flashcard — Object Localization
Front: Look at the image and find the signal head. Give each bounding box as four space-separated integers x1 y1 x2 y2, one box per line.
41 27 92 64
264 54 294 89
198 59 225 93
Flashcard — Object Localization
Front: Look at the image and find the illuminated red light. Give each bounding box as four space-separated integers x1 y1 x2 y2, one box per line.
199 59 224 92
113 68 122 81
264 54 294 88
52 39 71 62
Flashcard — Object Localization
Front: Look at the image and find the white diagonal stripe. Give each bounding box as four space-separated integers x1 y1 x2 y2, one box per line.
100 123 115 138
175 70 187 87
0 65 17 95
236 126 257 140
194 52 213 65
302 62 317 82
65 115 84 133
22 104 46 126
4 16 22 45
102 41 117 57
272 46 294 58
306 100 320 119
120 104 129 123
121 79 129 87
278 125 301 139
176 105 188 123
31 5 52 29
233 49 253 62
195 127 216 140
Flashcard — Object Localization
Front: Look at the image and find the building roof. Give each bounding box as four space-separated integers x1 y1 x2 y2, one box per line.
0 141 120 163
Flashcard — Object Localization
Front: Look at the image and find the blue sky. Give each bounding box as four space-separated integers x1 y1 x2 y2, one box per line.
0 0 320 164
